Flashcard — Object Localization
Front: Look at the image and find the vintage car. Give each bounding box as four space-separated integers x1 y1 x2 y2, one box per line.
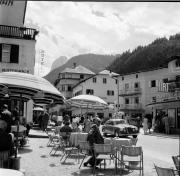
102 119 139 138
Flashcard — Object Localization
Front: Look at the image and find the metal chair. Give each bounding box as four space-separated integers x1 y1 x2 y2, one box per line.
121 145 144 176
154 164 176 176
78 141 91 169
172 155 180 175
93 143 116 175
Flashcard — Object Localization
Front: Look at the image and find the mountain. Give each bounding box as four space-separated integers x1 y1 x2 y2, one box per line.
107 33 180 74
44 53 116 84
51 56 68 71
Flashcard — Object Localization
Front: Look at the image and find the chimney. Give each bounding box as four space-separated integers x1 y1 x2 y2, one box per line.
73 62 76 68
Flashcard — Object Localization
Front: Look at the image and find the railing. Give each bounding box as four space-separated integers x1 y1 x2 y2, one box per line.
119 88 142 96
119 103 142 110
0 25 38 40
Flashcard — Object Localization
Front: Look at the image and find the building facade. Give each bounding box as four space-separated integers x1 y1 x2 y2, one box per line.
0 1 38 122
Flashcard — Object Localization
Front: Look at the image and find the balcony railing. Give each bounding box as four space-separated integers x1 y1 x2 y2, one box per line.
119 88 142 96
119 103 142 110
0 25 38 40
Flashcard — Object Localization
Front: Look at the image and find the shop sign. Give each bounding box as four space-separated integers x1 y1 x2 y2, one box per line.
1 68 30 73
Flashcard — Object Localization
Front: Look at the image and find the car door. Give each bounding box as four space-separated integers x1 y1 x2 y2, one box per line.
104 120 112 134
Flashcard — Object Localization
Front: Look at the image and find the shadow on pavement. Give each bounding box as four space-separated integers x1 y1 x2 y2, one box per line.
18 148 33 154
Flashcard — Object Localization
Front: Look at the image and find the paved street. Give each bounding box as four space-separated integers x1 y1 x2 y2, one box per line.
18 129 179 176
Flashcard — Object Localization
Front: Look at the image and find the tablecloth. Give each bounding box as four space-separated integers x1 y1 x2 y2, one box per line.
70 132 88 147
0 168 24 176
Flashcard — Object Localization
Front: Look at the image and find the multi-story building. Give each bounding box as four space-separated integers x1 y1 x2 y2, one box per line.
118 56 180 133
0 1 38 122
72 70 119 118
56 64 95 99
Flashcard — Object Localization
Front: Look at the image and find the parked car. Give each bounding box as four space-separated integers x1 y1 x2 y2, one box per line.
102 119 139 138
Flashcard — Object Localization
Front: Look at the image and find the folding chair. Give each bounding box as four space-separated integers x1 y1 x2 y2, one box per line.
172 155 180 175
121 145 144 176
78 141 91 169
93 143 116 175
60 132 79 163
154 164 176 176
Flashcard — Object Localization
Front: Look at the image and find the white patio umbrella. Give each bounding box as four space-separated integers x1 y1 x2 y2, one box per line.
66 94 108 111
33 107 44 111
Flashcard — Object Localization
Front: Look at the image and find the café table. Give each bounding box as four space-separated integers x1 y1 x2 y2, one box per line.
69 132 88 147
0 168 24 176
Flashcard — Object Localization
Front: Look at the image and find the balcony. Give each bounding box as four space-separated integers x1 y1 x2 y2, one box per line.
119 88 142 96
119 103 142 110
0 25 39 40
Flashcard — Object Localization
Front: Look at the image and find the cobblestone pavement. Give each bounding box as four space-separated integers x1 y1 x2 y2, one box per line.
18 128 177 176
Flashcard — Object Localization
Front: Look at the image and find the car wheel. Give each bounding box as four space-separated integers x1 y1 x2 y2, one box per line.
132 135 137 138
114 131 119 137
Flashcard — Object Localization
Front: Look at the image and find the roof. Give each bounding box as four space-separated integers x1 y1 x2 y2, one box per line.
99 69 119 76
61 65 95 75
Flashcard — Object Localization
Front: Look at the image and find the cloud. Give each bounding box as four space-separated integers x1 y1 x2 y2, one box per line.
25 2 180 76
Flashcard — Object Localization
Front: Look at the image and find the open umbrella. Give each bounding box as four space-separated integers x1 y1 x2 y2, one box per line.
66 94 108 110
0 72 65 158
33 107 44 111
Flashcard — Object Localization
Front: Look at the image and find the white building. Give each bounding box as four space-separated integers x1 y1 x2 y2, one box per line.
0 1 38 122
72 70 119 118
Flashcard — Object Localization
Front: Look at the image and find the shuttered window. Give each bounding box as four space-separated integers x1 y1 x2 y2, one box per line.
0 44 19 63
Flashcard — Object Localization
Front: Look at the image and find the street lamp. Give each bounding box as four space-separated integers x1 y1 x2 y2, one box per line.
109 70 120 113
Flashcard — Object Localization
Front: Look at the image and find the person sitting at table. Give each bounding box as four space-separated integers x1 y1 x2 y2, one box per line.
60 121 72 146
83 116 91 133
83 118 104 168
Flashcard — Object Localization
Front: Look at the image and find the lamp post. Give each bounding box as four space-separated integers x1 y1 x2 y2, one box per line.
109 70 120 114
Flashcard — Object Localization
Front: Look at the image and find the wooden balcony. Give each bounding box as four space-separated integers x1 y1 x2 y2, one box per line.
0 25 38 40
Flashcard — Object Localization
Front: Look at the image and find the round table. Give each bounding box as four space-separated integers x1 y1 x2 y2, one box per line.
0 168 24 176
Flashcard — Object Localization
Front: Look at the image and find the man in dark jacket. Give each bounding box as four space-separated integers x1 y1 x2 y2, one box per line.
0 104 12 133
84 118 104 167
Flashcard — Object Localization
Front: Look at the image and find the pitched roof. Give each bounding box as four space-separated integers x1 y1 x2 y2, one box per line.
61 65 95 75
99 69 119 76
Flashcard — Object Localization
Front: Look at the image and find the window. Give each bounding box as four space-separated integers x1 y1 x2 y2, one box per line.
93 77 96 83
0 44 19 63
107 90 114 96
115 79 118 84
163 78 168 83
125 83 129 90
80 74 84 79
61 73 65 79
61 85 65 91
67 85 72 91
175 60 180 67
125 98 129 104
134 82 139 88
86 89 94 95
66 73 72 78
151 80 156 87
103 78 107 84
136 74 138 78
152 96 156 102
122 76 124 81
135 97 139 104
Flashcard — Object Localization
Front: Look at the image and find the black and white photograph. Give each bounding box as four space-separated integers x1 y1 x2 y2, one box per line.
0 0 179 176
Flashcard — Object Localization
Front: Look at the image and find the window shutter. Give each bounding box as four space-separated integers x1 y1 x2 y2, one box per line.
10 45 19 63
0 44 2 62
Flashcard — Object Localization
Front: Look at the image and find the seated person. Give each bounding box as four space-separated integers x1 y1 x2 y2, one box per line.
84 118 104 167
0 120 14 168
60 121 72 145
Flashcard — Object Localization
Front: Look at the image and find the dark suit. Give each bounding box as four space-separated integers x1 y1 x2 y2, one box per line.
1 110 12 133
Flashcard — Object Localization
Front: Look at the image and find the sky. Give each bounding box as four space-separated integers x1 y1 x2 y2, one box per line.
25 2 180 77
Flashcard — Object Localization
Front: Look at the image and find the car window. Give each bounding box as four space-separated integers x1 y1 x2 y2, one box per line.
115 120 125 125
105 121 113 125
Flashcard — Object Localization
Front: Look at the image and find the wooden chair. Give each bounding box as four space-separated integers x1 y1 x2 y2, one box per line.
121 145 143 176
154 164 176 176
93 143 116 175
172 155 180 175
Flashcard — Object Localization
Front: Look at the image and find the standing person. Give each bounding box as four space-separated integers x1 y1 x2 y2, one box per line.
12 106 19 125
142 116 148 135
83 118 104 168
163 114 170 134
0 104 12 133
83 116 91 133
41 110 49 131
